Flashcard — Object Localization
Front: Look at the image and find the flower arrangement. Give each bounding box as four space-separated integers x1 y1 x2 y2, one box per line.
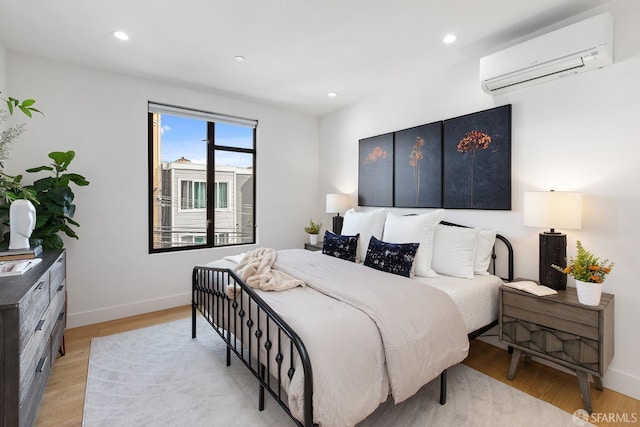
552 241 614 283
303 219 322 234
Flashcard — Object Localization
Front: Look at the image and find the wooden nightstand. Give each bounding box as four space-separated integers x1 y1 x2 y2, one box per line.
499 285 614 414
304 242 323 251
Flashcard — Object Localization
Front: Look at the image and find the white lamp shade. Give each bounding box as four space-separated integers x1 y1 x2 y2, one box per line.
326 194 351 214
523 191 583 230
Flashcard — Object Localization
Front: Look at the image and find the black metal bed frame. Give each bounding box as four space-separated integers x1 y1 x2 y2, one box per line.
192 225 514 427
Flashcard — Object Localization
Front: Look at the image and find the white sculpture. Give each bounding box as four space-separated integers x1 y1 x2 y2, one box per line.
9 199 36 250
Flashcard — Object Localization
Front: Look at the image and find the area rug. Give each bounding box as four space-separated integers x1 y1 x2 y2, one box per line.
84 317 585 427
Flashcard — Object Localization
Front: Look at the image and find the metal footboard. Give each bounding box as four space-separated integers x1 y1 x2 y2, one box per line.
192 266 313 427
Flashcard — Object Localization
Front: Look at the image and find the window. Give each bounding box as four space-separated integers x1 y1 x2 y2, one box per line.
215 181 229 209
180 180 206 210
148 102 256 252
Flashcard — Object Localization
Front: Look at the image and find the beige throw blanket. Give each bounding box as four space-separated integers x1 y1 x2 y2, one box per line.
233 247 305 292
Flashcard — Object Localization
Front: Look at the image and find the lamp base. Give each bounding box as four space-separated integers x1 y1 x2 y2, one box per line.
539 232 567 290
332 215 344 235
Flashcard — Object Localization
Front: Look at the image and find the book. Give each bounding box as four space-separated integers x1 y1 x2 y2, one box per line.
0 245 43 259
0 252 37 261
0 258 43 277
504 280 558 296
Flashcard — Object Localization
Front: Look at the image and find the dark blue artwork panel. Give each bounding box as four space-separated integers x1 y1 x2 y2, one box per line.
394 122 442 208
358 133 393 207
443 105 511 210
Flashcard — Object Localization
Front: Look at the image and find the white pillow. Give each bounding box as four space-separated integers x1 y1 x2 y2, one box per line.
382 209 445 277
474 229 497 275
341 208 388 262
432 224 480 279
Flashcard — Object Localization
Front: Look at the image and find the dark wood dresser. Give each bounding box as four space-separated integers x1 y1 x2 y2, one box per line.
0 250 66 427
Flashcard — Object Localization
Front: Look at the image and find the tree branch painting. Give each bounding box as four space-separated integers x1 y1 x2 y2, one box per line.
457 130 492 206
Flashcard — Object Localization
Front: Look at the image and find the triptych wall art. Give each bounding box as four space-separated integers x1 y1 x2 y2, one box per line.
358 104 511 210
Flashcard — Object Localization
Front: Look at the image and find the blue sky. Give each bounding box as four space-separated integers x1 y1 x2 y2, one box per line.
160 114 253 167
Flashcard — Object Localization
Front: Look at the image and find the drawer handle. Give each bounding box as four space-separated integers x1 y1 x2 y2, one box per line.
57 257 64 264
58 311 65 321
36 356 48 373
35 319 46 331
57 284 64 292
36 281 46 290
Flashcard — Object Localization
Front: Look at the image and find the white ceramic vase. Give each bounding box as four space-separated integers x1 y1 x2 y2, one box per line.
309 233 318 245
575 279 603 306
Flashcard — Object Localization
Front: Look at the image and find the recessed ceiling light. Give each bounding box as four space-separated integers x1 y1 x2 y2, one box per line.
235 56 245 62
328 92 337 98
112 31 130 41
443 33 457 44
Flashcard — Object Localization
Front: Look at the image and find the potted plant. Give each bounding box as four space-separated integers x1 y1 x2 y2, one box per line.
304 219 322 245
552 241 614 306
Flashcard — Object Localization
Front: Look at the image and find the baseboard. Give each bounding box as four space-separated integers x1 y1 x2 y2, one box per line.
67 292 191 328
477 334 640 401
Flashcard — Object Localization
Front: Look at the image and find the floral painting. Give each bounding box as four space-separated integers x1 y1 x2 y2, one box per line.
394 122 442 207
442 105 511 209
358 133 393 206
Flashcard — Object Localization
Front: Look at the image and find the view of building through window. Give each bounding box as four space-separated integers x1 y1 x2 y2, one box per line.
148 103 256 252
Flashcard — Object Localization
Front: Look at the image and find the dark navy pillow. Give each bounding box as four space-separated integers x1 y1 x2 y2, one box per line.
322 230 359 262
364 236 419 278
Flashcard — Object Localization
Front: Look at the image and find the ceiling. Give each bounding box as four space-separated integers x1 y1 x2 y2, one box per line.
0 0 610 116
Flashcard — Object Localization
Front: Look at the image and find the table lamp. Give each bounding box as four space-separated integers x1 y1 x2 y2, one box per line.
326 194 351 234
523 190 582 290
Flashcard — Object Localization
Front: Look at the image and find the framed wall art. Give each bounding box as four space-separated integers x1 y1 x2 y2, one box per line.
393 122 443 208
358 133 394 207
443 105 511 210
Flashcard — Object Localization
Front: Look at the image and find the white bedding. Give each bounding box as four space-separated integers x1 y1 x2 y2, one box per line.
414 274 503 334
203 249 493 427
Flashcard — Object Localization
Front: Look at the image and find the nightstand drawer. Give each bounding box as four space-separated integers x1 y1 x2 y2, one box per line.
501 315 600 372
502 290 599 340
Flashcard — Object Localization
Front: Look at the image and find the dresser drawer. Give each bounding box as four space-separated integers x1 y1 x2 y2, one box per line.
19 273 50 353
19 322 50 403
19 337 52 427
502 290 599 340
49 252 66 301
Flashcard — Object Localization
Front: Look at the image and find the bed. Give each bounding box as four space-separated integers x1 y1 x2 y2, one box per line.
192 210 513 427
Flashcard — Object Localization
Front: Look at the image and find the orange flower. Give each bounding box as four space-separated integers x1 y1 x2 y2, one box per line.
603 267 612 274
564 266 572 274
589 265 600 271
590 275 602 283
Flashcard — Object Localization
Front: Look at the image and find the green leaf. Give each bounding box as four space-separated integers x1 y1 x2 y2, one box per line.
49 151 75 170
26 165 54 173
31 176 54 192
66 216 80 227
21 99 36 107
42 234 64 250
64 173 90 186
18 106 33 118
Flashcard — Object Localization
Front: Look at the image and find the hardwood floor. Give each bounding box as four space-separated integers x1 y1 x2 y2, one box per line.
35 306 639 426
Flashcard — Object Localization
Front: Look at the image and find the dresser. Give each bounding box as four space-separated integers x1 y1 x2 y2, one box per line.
0 250 66 427
499 285 614 414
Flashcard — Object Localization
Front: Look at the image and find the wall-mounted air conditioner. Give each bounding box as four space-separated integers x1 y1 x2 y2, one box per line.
480 12 614 95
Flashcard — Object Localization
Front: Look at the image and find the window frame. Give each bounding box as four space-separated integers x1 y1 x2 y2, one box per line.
148 102 257 253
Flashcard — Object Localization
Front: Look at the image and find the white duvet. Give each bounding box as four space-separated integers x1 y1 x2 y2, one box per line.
207 249 469 427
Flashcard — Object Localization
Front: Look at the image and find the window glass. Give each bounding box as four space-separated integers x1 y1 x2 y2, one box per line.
149 104 256 252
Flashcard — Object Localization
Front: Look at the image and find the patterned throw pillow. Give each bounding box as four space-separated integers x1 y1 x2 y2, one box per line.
364 236 420 278
322 231 359 262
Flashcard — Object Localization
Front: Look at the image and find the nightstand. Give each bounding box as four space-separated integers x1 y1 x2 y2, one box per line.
304 242 323 251
499 285 614 414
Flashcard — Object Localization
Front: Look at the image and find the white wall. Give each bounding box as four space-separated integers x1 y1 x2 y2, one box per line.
319 0 640 400
6 53 320 328
0 42 6 94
